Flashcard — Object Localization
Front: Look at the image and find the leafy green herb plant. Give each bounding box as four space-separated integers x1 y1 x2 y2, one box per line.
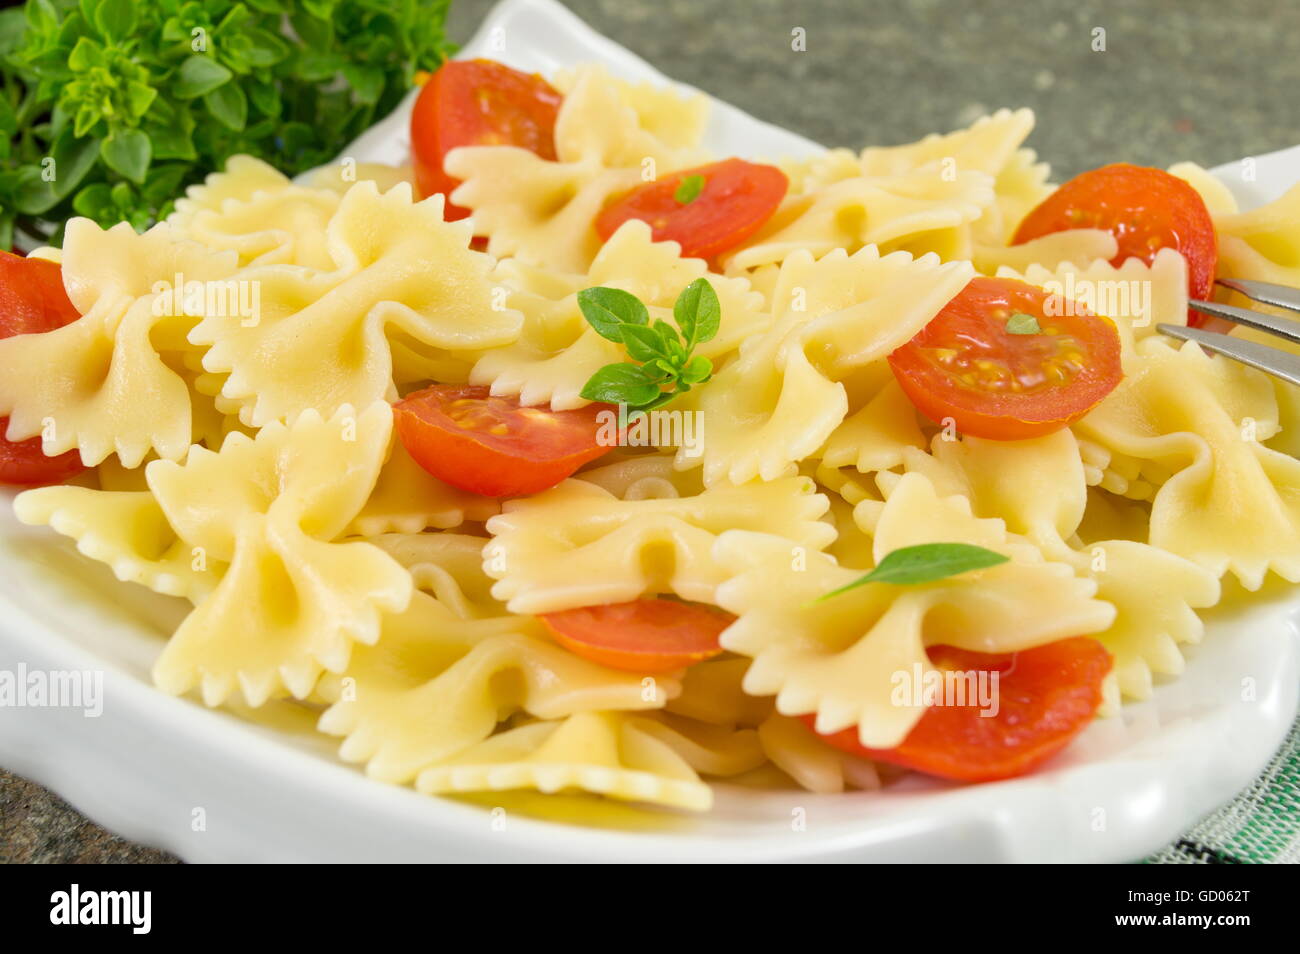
0 0 455 250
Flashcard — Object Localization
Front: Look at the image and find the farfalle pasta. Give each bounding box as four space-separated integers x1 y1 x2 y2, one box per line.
5 55 1300 817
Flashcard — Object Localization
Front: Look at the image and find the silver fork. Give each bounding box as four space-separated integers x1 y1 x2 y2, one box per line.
1158 279 1300 386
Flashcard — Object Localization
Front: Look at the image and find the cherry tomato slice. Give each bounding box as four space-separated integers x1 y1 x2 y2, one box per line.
887 276 1122 441
0 250 79 337
540 598 734 673
1012 163 1219 328
410 58 562 221
0 418 87 486
594 158 788 261
0 250 87 486
806 637 1112 782
393 385 614 497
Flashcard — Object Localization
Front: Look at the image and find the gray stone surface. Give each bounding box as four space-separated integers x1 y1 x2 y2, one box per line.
4 0 1300 864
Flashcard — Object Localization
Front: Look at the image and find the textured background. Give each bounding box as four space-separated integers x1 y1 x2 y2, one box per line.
4 0 1300 863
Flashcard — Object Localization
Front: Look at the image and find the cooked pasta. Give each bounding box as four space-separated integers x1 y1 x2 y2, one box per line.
6 57 1299 815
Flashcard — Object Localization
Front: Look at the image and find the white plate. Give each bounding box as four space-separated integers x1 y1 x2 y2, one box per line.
2 0 1298 863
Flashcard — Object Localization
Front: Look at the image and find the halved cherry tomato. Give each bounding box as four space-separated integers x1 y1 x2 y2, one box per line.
0 419 86 486
393 385 614 497
806 637 1112 782
1012 163 1220 328
540 598 734 673
594 158 788 261
887 276 1122 441
0 250 79 337
410 58 563 220
0 250 87 486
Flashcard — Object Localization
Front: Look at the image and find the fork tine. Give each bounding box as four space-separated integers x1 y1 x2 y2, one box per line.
1216 277 1300 314
1188 298 1300 346
1157 324 1300 387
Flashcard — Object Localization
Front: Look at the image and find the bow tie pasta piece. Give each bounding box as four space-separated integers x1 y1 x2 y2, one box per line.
779 149 862 194
14 486 224 600
684 245 974 487
721 166 995 272
17 403 408 705
714 473 1114 748
817 377 927 475
168 155 292 219
317 592 677 784
444 64 710 272
415 711 714 811
1077 336 1300 589
302 160 417 196
192 182 523 428
1206 179 1300 289
854 108 1062 256
997 247 1191 365
974 229 1117 275
892 430 1220 699
471 220 768 409
167 155 346 269
665 657 774 727
575 451 706 501
757 713 881 794
364 533 503 619
347 437 500 537
485 476 834 614
153 403 409 704
0 220 240 467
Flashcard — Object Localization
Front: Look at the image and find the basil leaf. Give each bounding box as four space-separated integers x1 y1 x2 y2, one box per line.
674 277 721 349
1006 312 1042 335
815 543 1009 601
620 323 665 363
175 55 233 99
673 173 705 204
204 82 248 131
95 0 137 42
577 286 649 342
679 354 713 384
100 127 151 183
579 363 662 407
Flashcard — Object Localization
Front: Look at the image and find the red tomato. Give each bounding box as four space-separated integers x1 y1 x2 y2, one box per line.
410 58 562 221
540 599 733 672
0 250 87 486
1012 163 1220 328
594 158 788 261
393 385 614 497
807 637 1112 782
0 250 79 337
887 276 1122 441
0 418 86 486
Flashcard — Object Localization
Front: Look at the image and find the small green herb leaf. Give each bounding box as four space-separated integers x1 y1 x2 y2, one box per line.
673 174 705 205
579 363 663 407
680 354 713 384
620 322 664 363
175 55 233 99
577 286 649 342
674 277 721 349
1006 312 1042 335
100 127 151 183
814 543 1009 602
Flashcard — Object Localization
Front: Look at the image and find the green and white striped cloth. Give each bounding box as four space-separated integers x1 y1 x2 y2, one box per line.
1145 715 1300 864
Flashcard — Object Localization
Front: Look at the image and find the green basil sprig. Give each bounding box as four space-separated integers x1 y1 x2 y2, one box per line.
814 542 1009 602
578 277 720 412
